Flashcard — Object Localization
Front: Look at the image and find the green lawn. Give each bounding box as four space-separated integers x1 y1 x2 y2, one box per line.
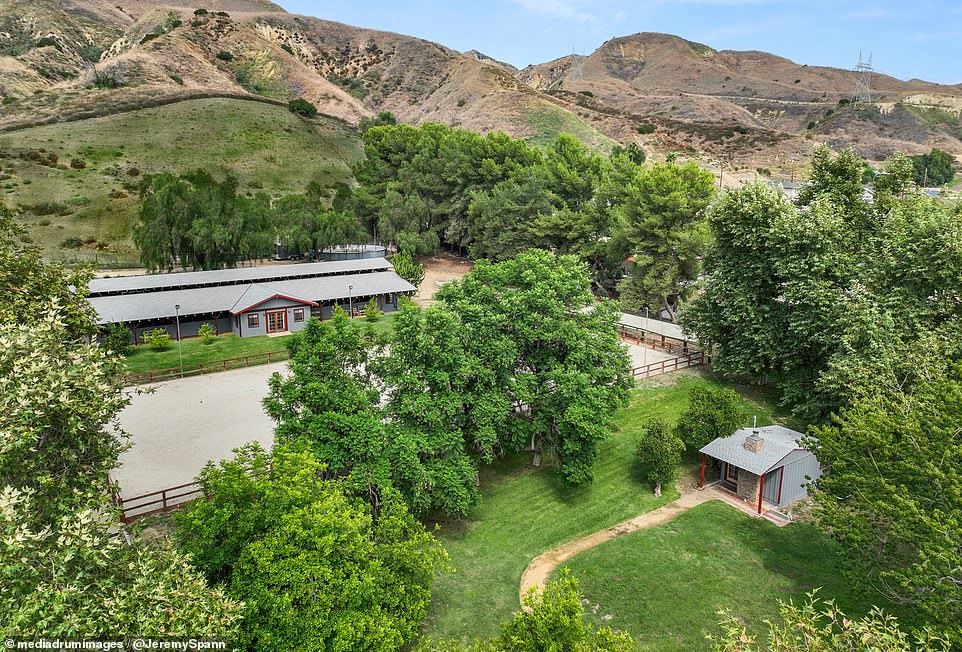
558 500 906 651
122 313 398 375
421 371 788 644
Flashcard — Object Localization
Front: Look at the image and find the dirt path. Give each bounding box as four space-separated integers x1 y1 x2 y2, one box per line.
519 490 714 601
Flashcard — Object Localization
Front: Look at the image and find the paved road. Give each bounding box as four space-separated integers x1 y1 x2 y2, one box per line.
113 362 284 499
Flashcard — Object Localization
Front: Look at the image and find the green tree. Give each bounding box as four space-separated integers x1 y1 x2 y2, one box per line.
359 110 397 133
391 250 425 288
910 148 955 186
467 168 554 260
675 386 747 450
101 323 133 356
372 301 480 516
176 444 448 651
612 161 716 320
808 361 962 643
0 310 128 523
0 202 95 337
436 250 632 484
264 310 390 506
0 487 241 640
710 593 950 652
635 417 684 496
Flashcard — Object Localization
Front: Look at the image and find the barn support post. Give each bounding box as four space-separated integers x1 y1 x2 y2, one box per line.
757 472 766 514
699 454 706 488
777 467 784 505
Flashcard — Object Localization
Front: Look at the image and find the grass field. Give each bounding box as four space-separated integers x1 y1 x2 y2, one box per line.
559 500 906 651
524 101 617 152
421 371 789 644
0 98 362 267
122 313 398 375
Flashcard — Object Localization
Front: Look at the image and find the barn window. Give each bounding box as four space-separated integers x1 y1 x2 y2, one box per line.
247 313 260 329
293 308 305 322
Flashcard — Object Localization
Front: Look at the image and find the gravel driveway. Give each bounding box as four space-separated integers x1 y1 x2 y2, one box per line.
112 362 284 500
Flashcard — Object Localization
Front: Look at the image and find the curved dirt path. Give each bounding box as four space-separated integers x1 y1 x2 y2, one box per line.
519 490 714 601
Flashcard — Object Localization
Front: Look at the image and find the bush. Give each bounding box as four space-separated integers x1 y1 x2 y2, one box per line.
675 386 747 451
92 70 123 89
143 327 172 351
198 323 215 343
169 74 184 85
215 50 233 62
579 90 594 97
102 323 133 357
61 237 83 249
390 251 425 289
364 298 381 322
139 33 160 45
635 123 656 134
193 8 208 15
69 158 86 169
287 98 317 118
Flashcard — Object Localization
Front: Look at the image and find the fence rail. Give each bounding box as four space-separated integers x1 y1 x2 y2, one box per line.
630 351 707 380
618 324 696 357
123 349 289 385
113 481 204 523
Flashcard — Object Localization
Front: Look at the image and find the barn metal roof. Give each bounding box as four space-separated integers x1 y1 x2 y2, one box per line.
90 271 415 324
699 425 806 475
230 285 318 315
89 258 393 296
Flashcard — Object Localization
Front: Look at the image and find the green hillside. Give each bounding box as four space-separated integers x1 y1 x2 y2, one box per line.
0 98 363 267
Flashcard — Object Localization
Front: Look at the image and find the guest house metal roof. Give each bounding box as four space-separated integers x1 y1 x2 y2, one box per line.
699 425 806 475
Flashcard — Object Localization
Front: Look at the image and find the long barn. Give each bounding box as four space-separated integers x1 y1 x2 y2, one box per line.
89 258 416 342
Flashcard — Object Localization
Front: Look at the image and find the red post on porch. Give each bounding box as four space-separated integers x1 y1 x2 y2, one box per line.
699 454 706 488
757 472 766 514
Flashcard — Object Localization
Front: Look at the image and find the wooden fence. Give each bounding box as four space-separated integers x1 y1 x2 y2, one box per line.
618 323 696 356
123 349 289 385
112 481 204 523
630 351 707 380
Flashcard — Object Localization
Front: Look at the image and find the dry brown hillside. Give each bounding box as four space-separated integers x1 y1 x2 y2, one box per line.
2 5 961 170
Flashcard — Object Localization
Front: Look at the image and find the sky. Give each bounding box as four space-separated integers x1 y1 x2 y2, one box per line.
274 0 962 85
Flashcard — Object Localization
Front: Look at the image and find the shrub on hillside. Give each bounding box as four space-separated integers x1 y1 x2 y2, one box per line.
287 98 317 118
215 50 233 62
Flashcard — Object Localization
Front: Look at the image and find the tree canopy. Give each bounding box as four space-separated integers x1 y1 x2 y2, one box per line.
175 443 449 651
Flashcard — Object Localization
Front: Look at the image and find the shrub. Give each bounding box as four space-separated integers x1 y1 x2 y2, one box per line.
102 323 133 356
457 98 466 107
807 120 817 130
756 167 772 176
37 219 50 227
34 37 59 49
287 98 317 118
214 11 229 18
579 90 594 97
390 251 425 289
198 323 215 343
280 43 294 55
79 46 104 62
169 74 184 85
635 123 656 134
215 50 233 62
61 237 83 249
143 328 172 351
69 158 86 169
675 386 746 451
364 298 381 322
139 33 160 45
193 8 208 15
92 70 123 89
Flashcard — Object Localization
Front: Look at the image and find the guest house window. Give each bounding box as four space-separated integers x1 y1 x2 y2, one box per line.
293 308 305 322
247 313 260 329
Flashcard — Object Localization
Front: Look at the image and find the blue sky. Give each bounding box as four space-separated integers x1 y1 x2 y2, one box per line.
275 1 961 84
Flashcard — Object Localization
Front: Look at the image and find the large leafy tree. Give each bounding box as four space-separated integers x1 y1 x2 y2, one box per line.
0 309 128 523
372 301 480 516
435 249 633 484
910 148 955 187
264 309 390 507
0 487 241 639
612 161 716 319
176 444 449 652
808 360 962 643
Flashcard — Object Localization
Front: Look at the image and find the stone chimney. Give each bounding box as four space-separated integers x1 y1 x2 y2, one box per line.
744 430 765 453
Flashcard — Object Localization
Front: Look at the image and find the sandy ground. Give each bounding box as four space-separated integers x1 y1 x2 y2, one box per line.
414 252 473 307
113 362 283 499
624 342 678 369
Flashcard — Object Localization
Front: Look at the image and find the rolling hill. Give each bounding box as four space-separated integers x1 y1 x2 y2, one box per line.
2 1 961 264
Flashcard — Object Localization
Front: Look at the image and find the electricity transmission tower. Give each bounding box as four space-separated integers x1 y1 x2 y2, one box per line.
853 52 873 104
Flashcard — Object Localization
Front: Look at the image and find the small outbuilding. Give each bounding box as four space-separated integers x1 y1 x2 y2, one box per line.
699 425 821 514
